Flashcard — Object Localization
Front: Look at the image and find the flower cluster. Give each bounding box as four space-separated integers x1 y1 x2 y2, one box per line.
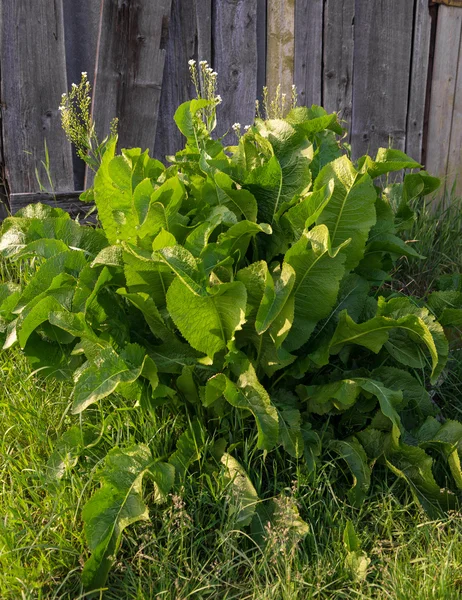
59 72 117 171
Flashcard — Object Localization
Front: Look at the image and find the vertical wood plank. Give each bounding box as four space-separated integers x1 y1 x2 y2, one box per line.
214 0 259 137
91 0 172 168
323 0 354 137
447 45 462 195
267 0 295 100
256 0 267 98
1 0 74 194
63 0 102 190
426 6 462 189
196 0 212 65
406 0 432 163
351 0 415 160
154 0 211 161
294 0 323 107
0 3 9 219
63 0 101 89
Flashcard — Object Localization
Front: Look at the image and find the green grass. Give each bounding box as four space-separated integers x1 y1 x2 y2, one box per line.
2 347 462 599
393 190 462 297
1 193 462 599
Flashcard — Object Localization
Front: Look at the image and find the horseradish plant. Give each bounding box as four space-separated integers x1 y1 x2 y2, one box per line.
1 65 462 592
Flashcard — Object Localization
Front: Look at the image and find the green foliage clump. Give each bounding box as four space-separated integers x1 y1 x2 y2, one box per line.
1 67 461 593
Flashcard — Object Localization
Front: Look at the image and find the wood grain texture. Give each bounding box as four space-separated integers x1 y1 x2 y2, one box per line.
294 0 323 107
154 0 211 161
256 0 267 97
268 0 295 100
323 0 354 138
351 0 415 160
426 6 462 184
91 0 172 167
406 0 432 163
9 191 90 218
1 0 74 194
0 3 9 220
214 0 259 138
63 0 102 190
445 11 462 194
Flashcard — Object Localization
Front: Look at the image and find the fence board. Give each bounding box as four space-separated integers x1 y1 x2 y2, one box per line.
154 0 203 161
446 12 462 195
406 0 432 163
63 0 102 190
323 0 354 138
351 0 415 161
426 6 462 187
214 0 259 138
90 0 172 181
0 4 8 220
1 0 74 194
268 0 295 100
9 191 89 218
294 0 323 107
256 0 267 97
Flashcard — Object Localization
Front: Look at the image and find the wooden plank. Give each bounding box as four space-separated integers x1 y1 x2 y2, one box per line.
196 0 212 65
1 0 74 194
63 0 102 190
256 0 267 98
351 0 415 161
63 0 101 90
425 6 462 185
214 0 259 137
9 192 90 218
267 0 295 101
90 0 172 181
406 0 432 163
154 0 211 162
323 0 354 138
446 11 462 195
0 3 9 220
294 0 323 107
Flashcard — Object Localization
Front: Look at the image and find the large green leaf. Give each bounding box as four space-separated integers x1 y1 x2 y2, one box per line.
283 224 349 351
329 438 371 506
328 310 439 381
15 250 87 312
417 417 462 489
221 453 259 527
314 155 377 270
169 420 205 479
82 445 174 592
137 177 188 241
72 344 157 413
166 278 247 359
358 148 421 179
282 181 334 239
205 358 279 450
93 138 138 244
255 262 295 334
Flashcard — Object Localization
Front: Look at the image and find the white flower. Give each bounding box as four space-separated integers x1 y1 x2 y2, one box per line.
215 95 222 104
188 59 195 66
58 105 65 111
81 71 87 77
199 60 208 66
61 92 66 97
244 125 251 131
72 82 77 88
211 71 218 77
232 122 241 129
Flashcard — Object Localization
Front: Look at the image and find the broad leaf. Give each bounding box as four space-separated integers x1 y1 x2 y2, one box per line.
82 445 174 591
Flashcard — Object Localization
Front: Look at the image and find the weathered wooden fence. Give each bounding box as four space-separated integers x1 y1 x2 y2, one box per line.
1 0 462 219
